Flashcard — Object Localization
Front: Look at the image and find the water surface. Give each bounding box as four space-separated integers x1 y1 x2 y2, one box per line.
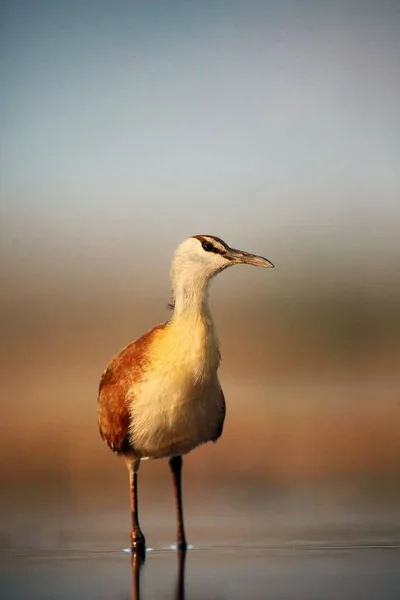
2 492 399 599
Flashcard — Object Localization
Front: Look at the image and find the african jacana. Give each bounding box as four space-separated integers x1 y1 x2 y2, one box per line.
98 235 274 553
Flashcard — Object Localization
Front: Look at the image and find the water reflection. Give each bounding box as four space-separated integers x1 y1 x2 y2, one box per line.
131 550 186 600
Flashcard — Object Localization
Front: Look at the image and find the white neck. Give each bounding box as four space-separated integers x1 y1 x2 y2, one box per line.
169 261 221 376
171 270 211 320
170 271 221 380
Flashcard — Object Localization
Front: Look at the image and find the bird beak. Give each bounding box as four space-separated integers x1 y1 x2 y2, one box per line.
228 248 275 268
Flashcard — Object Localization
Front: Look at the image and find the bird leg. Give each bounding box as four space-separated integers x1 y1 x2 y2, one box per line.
127 459 146 555
169 455 187 551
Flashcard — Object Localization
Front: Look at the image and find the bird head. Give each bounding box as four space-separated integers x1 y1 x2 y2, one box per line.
171 235 274 284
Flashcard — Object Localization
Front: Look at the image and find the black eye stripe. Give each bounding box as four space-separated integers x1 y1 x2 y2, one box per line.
192 234 229 255
202 241 226 255
202 241 214 252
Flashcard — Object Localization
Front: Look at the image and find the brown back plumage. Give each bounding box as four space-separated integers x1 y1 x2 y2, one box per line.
97 323 166 455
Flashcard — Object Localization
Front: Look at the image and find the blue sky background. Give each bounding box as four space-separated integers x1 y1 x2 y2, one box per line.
1 0 399 293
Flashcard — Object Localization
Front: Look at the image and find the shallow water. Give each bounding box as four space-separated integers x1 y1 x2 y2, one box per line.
2 542 400 600
1 493 400 600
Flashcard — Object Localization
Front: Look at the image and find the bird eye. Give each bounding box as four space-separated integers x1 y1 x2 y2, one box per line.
202 242 214 252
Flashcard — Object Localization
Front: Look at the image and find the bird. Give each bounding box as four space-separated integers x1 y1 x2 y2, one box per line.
97 234 274 554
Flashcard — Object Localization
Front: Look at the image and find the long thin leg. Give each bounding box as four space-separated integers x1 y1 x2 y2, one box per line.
169 455 187 551
127 458 146 554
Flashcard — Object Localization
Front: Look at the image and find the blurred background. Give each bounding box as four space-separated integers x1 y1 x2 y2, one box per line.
1 0 399 543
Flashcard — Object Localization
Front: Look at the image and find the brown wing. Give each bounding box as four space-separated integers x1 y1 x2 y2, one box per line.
212 388 226 442
97 323 166 455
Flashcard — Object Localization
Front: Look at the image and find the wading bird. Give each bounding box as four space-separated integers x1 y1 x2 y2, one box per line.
97 235 274 554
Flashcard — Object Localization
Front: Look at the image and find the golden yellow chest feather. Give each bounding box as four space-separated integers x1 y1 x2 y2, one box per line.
128 313 224 459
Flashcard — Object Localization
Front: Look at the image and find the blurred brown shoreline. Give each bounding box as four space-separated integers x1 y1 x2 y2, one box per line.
1 257 399 514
